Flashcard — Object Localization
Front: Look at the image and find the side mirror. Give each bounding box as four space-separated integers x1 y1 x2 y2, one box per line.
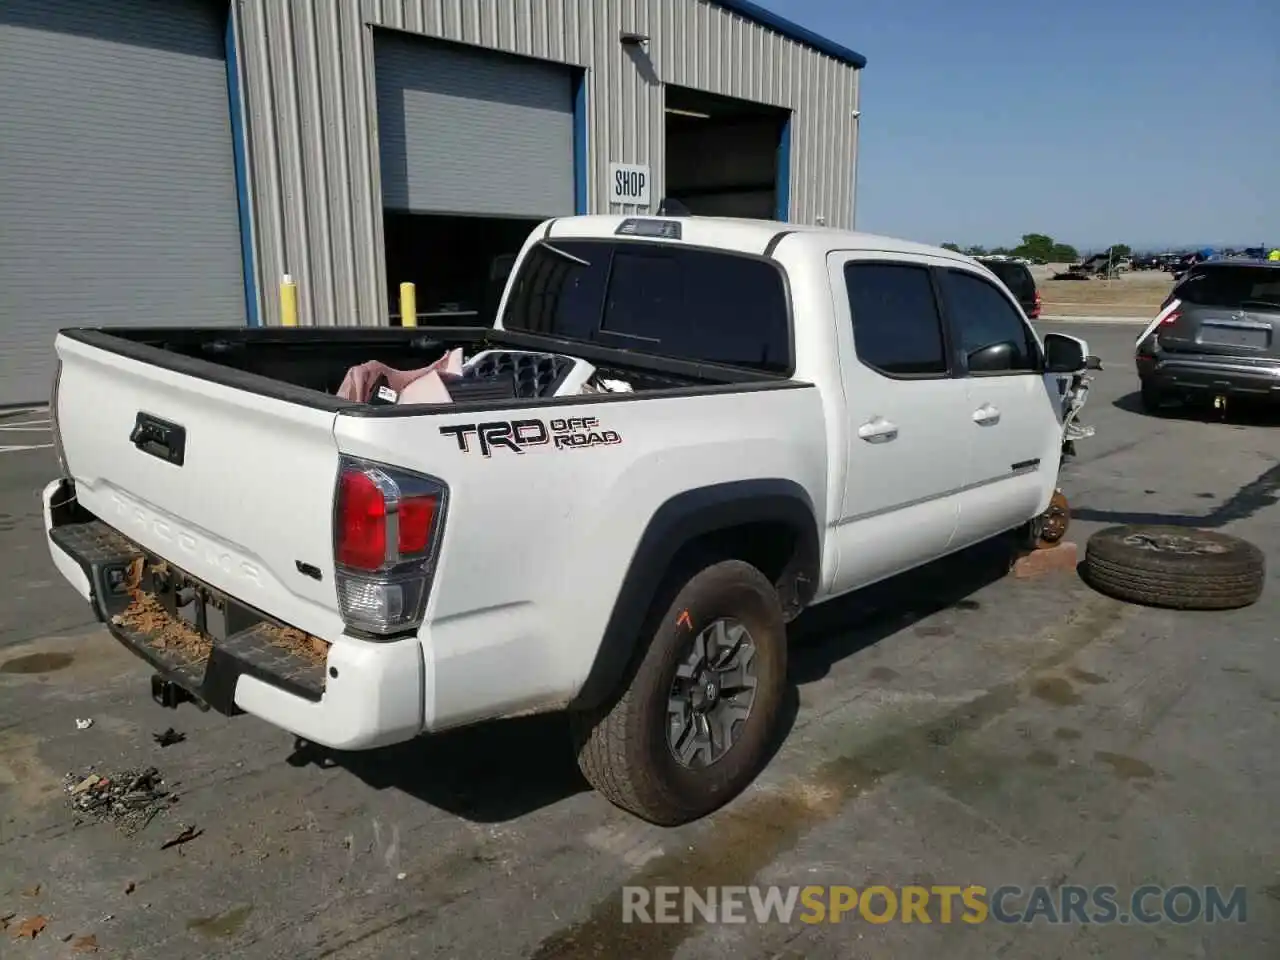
968 341 1017 373
1086 355 1102 370
1043 332 1088 373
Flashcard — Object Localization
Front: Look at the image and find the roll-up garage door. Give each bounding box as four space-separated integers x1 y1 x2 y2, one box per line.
0 0 246 406
374 33 575 219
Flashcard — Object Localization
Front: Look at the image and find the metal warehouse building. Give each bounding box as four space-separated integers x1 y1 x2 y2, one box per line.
0 0 865 405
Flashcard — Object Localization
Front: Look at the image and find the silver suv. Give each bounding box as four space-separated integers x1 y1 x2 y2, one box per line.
1135 260 1280 412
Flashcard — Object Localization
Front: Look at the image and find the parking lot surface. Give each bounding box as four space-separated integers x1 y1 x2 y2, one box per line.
2 323 1278 958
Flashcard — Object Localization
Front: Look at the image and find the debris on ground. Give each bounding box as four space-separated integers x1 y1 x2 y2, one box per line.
76 718 94 730
160 824 202 850
20 884 40 898
63 767 176 835
124 882 136 896
260 624 329 665
1 912 15 930
153 728 186 748
11 915 47 940
72 933 101 953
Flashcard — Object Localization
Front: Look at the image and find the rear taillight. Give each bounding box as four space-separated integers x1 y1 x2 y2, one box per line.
397 495 437 556
333 456 447 637
1031 291 1042 319
1160 310 1181 326
336 470 388 569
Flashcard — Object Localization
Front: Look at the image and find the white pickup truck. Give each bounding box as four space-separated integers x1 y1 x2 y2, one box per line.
44 214 1093 826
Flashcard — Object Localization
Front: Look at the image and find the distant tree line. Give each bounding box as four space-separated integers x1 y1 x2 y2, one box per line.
937 234 1134 264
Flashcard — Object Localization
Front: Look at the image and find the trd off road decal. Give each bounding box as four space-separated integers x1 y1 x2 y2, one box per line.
439 417 622 457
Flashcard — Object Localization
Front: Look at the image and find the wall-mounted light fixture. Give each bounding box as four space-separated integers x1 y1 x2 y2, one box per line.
665 107 711 119
619 31 650 46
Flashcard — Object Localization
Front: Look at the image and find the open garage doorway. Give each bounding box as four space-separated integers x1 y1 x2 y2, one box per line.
664 86 790 221
374 32 578 326
382 213 542 326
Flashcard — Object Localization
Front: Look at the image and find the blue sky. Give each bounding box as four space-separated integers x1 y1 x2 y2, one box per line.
761 0 1279 251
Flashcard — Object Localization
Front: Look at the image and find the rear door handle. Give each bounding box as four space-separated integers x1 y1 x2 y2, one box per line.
972 404 1001 425
858 417 898 442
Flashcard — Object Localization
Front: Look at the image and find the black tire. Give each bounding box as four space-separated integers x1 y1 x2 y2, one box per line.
570 559 787 826
1083 524 1265 610
1140 382 1165 414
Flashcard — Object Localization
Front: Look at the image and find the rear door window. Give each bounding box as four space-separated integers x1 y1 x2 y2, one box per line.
502 240 792 373
843 262 949 377
938 269 1041 374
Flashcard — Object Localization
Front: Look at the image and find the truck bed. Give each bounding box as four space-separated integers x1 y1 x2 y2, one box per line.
58 326 774 412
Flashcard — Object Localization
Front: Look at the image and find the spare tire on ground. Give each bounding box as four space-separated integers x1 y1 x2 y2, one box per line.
1083 524 1265 610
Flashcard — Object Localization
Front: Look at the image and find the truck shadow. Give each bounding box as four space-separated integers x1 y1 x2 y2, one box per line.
289 711 590 823
1113 390 1280 427
287 539 1013 824
786 538 1011 685
1068 460 1280 529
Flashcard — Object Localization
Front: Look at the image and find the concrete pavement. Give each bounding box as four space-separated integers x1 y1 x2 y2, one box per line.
1 324 1278 958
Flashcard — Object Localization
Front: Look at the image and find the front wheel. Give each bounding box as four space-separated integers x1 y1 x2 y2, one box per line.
570 559 787 826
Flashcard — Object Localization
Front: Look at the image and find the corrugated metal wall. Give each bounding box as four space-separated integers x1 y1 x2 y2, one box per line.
233 0 861 327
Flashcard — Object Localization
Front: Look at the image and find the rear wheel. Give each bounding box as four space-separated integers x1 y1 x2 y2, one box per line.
570 559 787 826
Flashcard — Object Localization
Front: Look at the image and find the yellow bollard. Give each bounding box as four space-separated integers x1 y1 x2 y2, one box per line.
280 274 298 327
399 282 417 327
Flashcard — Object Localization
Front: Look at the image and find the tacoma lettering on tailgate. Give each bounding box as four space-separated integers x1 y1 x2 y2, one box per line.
108 491 263 586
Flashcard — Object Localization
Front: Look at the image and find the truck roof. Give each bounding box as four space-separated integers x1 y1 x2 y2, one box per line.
543 214 972 264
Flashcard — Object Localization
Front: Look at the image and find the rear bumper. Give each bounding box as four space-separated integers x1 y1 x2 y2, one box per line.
42 478 424 750
1137 354 1280 398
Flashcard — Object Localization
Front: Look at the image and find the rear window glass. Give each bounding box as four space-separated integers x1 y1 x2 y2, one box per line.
1175 266 1280 309
980 261 1036 299
502 239 791 372
499 241 607 341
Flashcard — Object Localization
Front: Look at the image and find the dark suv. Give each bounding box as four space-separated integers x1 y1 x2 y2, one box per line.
1135 260 1280 412
977 257 1041 319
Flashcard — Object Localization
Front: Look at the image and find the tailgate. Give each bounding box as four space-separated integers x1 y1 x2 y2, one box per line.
53 334 345 639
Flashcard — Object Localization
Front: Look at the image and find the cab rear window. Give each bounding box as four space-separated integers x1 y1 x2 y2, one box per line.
502 239 792 373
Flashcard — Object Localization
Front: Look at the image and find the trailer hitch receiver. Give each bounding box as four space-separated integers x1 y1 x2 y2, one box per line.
151 674 209 711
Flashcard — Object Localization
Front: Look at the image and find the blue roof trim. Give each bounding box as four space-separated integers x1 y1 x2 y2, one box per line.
711 0 866 69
